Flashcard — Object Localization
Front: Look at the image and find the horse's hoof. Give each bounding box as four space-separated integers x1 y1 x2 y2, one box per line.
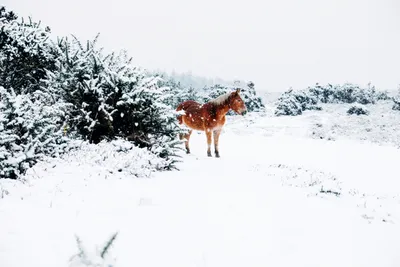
215 152 220 158
186 150 190 154
207 152 212 157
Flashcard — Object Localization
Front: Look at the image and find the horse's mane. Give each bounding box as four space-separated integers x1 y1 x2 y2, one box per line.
208 92 231 106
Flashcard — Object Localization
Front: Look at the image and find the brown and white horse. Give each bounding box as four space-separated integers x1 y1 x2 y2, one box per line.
176 89 247 157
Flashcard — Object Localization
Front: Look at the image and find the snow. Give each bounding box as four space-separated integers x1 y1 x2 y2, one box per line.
1 102 400 267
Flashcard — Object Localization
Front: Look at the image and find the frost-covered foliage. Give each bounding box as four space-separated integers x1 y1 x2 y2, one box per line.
0 87 69 179
65 139 173 175
275 88 321 116
44 35 121 143
0 8 58 94
309 83 383 104
201 84 230 102
0 8 69 179
392 89 400 111
276 83 388 116
155 74 201 109
69 232 118 267
45 35 182 167
347 104 369 116
0 7 183 178
151 69 234 90
240 81 265 112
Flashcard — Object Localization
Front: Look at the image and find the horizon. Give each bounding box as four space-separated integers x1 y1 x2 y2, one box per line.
3 0 400 92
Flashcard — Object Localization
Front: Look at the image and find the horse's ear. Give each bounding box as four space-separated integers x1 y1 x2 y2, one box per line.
236 88 241 93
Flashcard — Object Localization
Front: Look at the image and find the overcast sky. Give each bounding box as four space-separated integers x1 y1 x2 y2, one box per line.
3 0 400 91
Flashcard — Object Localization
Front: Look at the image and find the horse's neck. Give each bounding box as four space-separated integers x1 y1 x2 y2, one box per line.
213 102 230 117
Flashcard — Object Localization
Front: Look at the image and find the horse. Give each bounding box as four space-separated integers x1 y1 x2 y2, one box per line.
176 88 247 158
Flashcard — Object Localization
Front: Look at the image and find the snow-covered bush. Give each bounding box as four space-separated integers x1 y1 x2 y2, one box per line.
392 99 400 111
0 87 69 179
347 104 369 115
392 89 400 111
376 90 391 101
275 89 320 116
65 138 173 175
45 36 182 168
0 8 58 94
241 81 265 112
308 82 385 104
276 83 388 116
0 8 71 179
156 74 202 109
201 84 230 102
1 7 182 175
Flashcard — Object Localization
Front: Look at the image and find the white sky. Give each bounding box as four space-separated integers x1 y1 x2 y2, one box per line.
3 0 400 91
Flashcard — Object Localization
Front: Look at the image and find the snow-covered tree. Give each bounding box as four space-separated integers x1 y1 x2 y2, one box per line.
43 34 115 143
0 87 69 179
275 88 320 116
202 84 230 102
238 81 264 112
45 35 182 168
156 75 201 109
0 8 58 93
0 6 17 23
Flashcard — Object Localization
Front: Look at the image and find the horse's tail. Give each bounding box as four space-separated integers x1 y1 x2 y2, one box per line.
176 104 186 140
176 103 184 125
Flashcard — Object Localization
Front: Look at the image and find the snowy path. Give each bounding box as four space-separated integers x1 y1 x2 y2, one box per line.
1 116 400 267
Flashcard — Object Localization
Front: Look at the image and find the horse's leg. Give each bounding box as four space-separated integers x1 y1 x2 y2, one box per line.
180 130 192 154
184 130 192 154
213 129 222 158
206 129 212 157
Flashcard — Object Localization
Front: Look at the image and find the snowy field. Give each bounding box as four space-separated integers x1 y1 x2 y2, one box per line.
1 100 400 267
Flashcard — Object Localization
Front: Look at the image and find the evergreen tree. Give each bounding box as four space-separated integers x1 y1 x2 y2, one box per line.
0 7 58 93
205 84 230 101
239 81 265 112
0 6 18 23
156 75 201 109
0 87 69 179
44 34 115 143
45 35 182 168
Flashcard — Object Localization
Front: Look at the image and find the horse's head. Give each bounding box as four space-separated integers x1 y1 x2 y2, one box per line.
229 88 247 115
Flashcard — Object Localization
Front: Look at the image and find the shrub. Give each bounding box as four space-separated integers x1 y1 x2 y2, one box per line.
45 36 183 168
276 83 387 116
237 81 265 112
275 89 320 116
347 104 369 115
0 7 183 178
0 8 58 94
392 88 400 111
309 82 382 104
0 87 69 179
393 99 400 111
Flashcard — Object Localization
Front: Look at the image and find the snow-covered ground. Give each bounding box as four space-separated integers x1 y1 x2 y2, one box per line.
1 101 400 267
